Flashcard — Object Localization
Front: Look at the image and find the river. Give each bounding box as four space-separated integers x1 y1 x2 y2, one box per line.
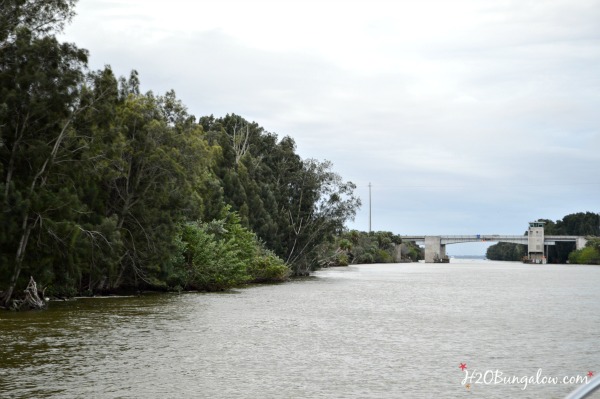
1 260 599 398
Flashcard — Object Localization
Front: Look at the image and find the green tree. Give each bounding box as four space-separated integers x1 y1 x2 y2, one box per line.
177 220 249 291
320 230 410 266
280 158 361 273
486 242 526 261
94 76 212 290
201 114 361 275
1 0 76 48
0 12 88 305
548 212 598 263
1 0 361 304
173 209 289 291
568 238 600 265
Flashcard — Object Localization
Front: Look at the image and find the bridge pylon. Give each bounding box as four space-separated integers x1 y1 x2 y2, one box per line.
424 236 445 263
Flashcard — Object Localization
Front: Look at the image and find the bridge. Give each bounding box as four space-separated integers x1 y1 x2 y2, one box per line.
400 232 588 263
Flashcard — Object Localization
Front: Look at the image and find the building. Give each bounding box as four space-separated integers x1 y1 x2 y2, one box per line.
527 220 546 263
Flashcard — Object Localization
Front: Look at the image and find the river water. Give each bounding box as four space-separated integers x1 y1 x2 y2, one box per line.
1 260 599 399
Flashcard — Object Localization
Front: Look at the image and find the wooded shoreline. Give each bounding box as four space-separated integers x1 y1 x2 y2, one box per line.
0 1 360 308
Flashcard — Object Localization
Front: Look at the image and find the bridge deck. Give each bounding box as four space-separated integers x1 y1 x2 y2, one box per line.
401 235 584 245
400 234 589 263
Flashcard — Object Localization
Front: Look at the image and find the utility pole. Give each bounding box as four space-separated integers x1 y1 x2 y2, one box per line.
368 182 372 234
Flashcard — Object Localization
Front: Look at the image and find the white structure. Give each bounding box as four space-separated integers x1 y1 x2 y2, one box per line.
527 220 546 263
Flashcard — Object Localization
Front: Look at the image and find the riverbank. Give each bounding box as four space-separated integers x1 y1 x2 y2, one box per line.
0 273 302 311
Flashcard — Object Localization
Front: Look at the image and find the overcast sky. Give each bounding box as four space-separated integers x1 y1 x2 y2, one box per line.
61 0 600 254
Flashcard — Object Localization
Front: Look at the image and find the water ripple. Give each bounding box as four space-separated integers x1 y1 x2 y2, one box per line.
1 262 599 398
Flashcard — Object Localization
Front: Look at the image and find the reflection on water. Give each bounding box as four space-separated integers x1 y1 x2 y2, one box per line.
1 260 599 398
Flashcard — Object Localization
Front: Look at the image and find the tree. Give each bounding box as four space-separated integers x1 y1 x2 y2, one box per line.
200 115 361 274
282 158 361 273
345 230 407 264
1 0 361 303
94 76 213 290
0 0 77 49
0 17 88 306
486 242 526 261
568 243 600 265
555 212 599 236
173 208 289 291
544 212 598 263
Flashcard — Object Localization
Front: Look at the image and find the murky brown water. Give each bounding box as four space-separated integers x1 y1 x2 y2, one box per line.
1 260 599 398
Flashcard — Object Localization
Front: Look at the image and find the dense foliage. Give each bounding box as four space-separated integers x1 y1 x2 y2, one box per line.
199 114 360 274
317 230 422 267
172 208 290 291
0 1 360 307
568 238 600 265
486 212 600 263
486 242 526 261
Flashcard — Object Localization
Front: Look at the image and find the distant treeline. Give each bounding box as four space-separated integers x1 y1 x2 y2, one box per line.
486 212 600 264
318 230 422 267
0 1 361 308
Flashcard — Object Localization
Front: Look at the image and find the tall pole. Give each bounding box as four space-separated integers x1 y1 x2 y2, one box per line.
368 182 372 234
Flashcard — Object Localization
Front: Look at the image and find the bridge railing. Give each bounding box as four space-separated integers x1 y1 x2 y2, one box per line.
440 235 527 244
400 235 585 245
545 235 584 241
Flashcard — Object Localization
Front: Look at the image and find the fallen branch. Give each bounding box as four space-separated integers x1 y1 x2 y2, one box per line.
10 277 47 311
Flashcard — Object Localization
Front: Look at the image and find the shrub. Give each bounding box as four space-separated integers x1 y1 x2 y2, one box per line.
336 253 349 266
179 221 249 291
248 251 290 283
172 208 290 290
569 246 600 265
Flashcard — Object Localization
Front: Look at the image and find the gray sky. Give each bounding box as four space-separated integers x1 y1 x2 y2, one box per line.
62 0 600 254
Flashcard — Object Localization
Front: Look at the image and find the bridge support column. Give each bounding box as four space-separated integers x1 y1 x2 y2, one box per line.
425 236 443 263
576 237 588 250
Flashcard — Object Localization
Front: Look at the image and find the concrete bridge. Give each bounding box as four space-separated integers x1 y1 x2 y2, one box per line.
400 234 588 263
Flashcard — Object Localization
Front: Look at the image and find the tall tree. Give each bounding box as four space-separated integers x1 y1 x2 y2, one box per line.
200 115 361 274
281 158 361 273
0 0 76 49
0 7 88 305
97 76 214 289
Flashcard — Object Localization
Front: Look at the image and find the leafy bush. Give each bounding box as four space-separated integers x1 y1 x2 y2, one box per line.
568 246 600 265
173 208 290 291
179 221 249 291
247 251 290 283
336 253 349 266
357 252 375 264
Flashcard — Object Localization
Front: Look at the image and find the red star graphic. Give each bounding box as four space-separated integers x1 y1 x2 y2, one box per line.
588 371 594 378
459 363 467 371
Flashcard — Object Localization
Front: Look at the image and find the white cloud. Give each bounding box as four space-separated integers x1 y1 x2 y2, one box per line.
62 0 600 253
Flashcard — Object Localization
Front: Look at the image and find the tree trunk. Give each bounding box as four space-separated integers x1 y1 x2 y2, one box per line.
1 117 76 307
1 218 34 307
7 277 48 311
